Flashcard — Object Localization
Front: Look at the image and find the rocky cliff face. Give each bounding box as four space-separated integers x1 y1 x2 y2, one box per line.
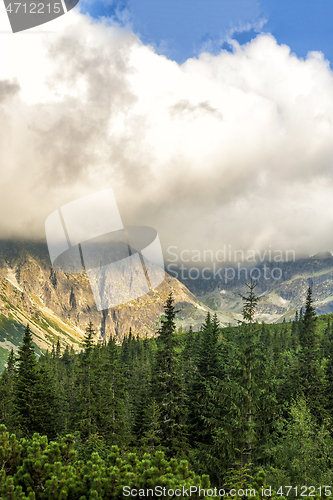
0 240 222 367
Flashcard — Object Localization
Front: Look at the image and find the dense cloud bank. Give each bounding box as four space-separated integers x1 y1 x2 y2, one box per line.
1 11 333 257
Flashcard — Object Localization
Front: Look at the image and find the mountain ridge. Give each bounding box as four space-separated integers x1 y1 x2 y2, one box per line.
2 240 333 372
0 239 229 371
175 253 333 322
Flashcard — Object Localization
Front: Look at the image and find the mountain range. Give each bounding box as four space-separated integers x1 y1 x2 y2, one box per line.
0 240 216 371
1 240 333 371
179 252 333 322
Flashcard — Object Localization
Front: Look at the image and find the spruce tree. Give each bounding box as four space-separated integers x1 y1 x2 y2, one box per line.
14 324 39 435
325 325 333 423
189 312 222 447
0 349 17 430
84 321 96 352
298 307 303 343
33 359 57 438
56 338 61 359
198 313 220 378
151 293 188 456
60 343 77 433
297 286 324 422
75 322 98 437
239 279 261 463
101 336 130 444
291 310 299 350
182 326 196 392
188 312 236 483
323 315 333 425
132 335 154 447
14 324 57 437
322 318 331 359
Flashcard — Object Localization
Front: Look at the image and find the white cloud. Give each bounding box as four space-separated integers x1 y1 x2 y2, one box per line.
200 17 268 55
1 14 333 258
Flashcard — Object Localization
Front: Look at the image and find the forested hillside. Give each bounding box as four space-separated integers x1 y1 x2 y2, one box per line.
1 284 333 498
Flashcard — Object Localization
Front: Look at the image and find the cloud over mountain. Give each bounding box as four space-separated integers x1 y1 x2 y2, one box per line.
1 11 333 258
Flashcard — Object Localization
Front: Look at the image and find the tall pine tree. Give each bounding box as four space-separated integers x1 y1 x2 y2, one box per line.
0 349 17 430
298 286 324 422
238 279 261 463
151 293 188 456
15 324 56 437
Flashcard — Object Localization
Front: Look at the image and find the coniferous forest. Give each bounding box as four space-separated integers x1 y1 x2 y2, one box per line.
2 284 333 498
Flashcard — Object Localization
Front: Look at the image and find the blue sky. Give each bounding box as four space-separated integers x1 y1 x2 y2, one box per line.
79 0 333 65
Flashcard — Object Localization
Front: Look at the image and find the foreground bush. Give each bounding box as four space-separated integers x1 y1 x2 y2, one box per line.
0 425 216 499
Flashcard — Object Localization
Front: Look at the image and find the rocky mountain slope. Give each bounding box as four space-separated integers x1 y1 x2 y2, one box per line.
3 240 333 372
0 240 233 371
